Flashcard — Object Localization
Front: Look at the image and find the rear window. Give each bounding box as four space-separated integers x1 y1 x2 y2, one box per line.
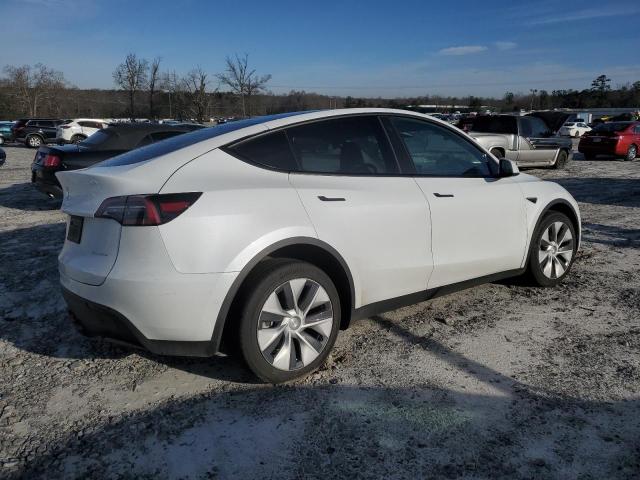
469 116 518 134
564 123 575 127
593 122 632 133
97 112 307 168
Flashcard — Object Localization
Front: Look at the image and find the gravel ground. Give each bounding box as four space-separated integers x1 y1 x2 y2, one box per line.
0 144 638 479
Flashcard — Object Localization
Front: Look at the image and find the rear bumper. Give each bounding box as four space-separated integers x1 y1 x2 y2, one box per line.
578 142 625 156
62 286 215 356
31 165 63 198
58 224 239 353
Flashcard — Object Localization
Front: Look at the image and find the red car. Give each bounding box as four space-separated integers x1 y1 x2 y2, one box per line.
578 121 640 161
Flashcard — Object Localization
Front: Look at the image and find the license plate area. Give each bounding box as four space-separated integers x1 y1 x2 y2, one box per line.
67 215 84 243
592 137 601 142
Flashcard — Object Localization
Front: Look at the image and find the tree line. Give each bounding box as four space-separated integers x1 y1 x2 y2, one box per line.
1 58 639 121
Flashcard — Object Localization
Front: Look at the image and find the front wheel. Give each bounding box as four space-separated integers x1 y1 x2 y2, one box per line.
70 134 86 144
238 259 341 383
625 145 637 161
526 212 577 287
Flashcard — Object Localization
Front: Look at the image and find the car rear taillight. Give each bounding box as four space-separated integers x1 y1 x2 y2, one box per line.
94 192 202 226
43 154 61 167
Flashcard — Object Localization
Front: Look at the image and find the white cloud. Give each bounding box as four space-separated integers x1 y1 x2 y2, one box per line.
495 41 517 51
438 45 488 56
527 6 640 25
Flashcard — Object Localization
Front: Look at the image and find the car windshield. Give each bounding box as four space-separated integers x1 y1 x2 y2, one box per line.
469 116 518 134
593 122 632 133
97 112 310 167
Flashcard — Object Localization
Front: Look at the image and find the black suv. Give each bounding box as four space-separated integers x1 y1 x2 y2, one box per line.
13 119 67 148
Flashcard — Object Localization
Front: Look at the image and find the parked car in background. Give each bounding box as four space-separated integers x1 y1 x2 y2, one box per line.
56 109 581 383
0 121 14 145
57 119 108 144
14 119 67 148
31 122 205 198
559 122 591 138
466 115 572 168
578 121 640 161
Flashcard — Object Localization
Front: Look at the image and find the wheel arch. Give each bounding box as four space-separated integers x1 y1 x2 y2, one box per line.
212 237 356 354
526 199 581 267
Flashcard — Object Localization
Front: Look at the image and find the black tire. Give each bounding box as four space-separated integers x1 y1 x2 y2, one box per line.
490 148 504 158
573 130 581 138
238 258 341 383
525 212 577 287
552 150 568 169
70 134 86 144
624 144 637 161
26 135 43 148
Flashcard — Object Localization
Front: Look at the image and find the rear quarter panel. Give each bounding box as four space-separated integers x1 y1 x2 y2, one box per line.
157 149 319 274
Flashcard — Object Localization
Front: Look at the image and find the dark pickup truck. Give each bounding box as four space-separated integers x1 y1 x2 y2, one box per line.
31 123 205 198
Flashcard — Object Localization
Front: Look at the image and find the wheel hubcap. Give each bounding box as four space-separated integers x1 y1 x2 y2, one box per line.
257 278 333 371
539 221 574 279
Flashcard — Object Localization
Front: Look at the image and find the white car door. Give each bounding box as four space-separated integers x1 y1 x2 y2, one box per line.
387 116 528 288
287 115 433 307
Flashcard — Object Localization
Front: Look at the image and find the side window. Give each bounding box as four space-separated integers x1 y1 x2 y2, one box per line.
519 118 533 137
634 125 640 134
226 131 297 170
27 121 38 128
286 116 398 174
390 117 496 177
40 121 54 128
78 121 93 128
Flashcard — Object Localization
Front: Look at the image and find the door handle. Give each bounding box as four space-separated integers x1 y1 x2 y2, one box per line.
318 195 345 202
433 193 454 198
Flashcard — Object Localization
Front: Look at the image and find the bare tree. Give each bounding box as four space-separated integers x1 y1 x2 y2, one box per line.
148 57 161 119
113 53 148 119
183 67 213 123
3 63 66 116
217 53 271 117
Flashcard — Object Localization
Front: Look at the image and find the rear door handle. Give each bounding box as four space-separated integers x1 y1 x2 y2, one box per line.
318 195 345 202
433 193 454 198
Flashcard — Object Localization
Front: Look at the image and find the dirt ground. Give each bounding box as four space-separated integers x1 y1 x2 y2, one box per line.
0 144 638 479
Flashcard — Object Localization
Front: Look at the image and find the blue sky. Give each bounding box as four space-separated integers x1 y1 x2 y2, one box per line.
3 0 640 98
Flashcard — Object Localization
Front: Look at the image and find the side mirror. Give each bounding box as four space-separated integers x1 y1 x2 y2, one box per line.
0 148 5 167
499 158 519 177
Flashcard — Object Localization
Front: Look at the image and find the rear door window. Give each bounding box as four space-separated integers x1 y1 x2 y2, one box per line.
285 116 398 174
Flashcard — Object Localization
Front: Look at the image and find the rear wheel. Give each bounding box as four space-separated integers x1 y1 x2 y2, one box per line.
625 144 637 161
27 135 42 148
238 259 341 383
526 212 577 287
552 150 569 169
573 130 581 138
70 134 86 144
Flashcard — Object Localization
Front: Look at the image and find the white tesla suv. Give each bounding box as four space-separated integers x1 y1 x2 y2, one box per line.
57 109 580 383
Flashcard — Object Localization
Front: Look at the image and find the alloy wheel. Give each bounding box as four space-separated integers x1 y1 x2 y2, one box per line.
257 278 333 371
538 221 574 279
627 145 637 161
